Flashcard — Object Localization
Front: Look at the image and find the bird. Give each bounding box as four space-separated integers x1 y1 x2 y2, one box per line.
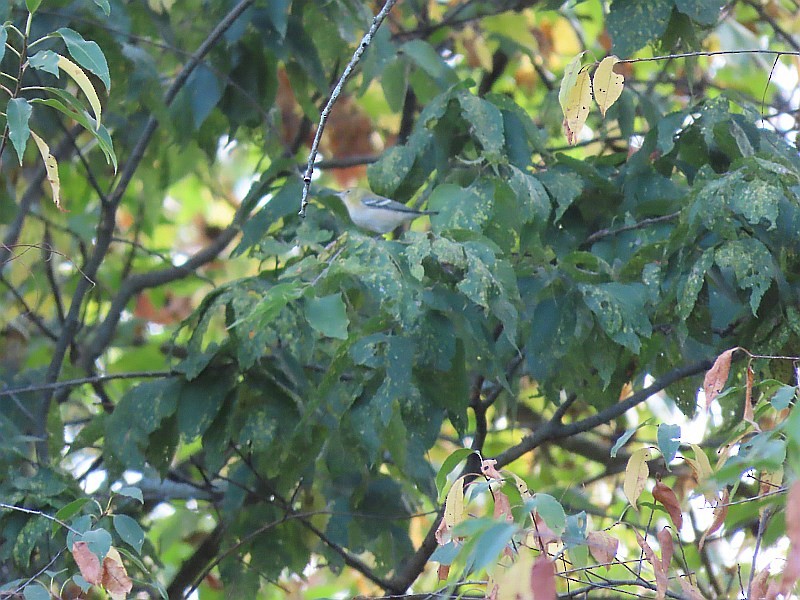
333 188 437 234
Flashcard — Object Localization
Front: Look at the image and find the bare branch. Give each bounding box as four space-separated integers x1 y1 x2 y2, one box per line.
299 0 400 216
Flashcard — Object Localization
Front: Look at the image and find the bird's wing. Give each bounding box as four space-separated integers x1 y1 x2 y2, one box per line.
361 195 422 214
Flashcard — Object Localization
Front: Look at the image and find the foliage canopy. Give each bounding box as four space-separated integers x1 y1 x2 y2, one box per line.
1 0 800 598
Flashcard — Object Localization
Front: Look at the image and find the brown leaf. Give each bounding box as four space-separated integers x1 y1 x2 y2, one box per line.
437 564 450 580
493 489 513 523
780 545 800 598
587 530 618 570
531 512 559 550
751 567 770 600
703 348 737 409
652 481 683 530
480 459 503 480
786 480 800 546
744 365 759 429
101 547 132 599
678 578 706 600
530 556 556 600
71 541 102 586
634 530 667 600
698 488 729 551
657 527 673 572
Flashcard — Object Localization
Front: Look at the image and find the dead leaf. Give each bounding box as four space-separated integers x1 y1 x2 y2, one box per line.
511 473 533 500
634 530 667 600
71 541 102 586
744 364 760 429
624 447 652 511
780 481 800 595
678 577 706 600
652 480 683 530
751 567 770 600
657 527 673 572
437 564 450 580
587 530 618 570
101 547 132 600
530 556 557 600
561 69 592 145
698 488 729 550
493 490 514 523
703 348 737 409
531 512 559 549
481 459 504 480
593 56 624 116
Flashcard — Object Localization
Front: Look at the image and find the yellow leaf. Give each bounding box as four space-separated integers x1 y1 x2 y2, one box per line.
57 54 102 126
558 53 585 112
444 477 465 530
561 68 591 145
593 56 624 117
511 472 533 500
30 131 62 210
494 550 534 600
623 447 651 510
689 444 718 504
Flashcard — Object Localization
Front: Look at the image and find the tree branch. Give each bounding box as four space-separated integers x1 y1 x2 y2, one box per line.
38 0 255 456
299 0 400 216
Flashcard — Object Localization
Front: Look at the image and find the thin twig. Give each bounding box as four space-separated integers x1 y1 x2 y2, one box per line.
0 370 176 398
299 0 400 216
584 211 681 245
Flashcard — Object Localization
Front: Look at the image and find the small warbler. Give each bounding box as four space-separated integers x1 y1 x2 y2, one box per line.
334 188 437 234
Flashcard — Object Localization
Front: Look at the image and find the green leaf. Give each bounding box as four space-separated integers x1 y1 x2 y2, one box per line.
657 423 681 470
674 0 724 25
264 0 290 37
579 282 652 353
53 498 91 534
677 250 714 319
536 168 583 221
607 0 674 58
25 0 42 14
31 94 117 171
457 92 505 162
436 448 476 501
507 166 551 225
0 26 8 65
771 385 796 411
610 425 640 457
113 514 144 554
400 39 457 86
429 184 491 232
81 528 112 561
7 98 32 165
115 486 144 504
714 238 774 315
23 584 50 600
464 521 517 574
305 293 349 340
93 0 111 15
525 494 566 535
177 368 235 440
55 28 111 91
29 50 60 76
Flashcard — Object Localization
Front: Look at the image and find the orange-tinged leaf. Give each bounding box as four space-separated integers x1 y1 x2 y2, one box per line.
101 547 132 600
530 556 557 600
652 481 683 530
593 56 624 117
531 512 559 549
780 546 800 598
657 527 673 572
72 541 102 585
624 447 651 510
703 348 737 409
587 530 618 569
437 564 450 580
634 530 667 600
698 488 729 550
